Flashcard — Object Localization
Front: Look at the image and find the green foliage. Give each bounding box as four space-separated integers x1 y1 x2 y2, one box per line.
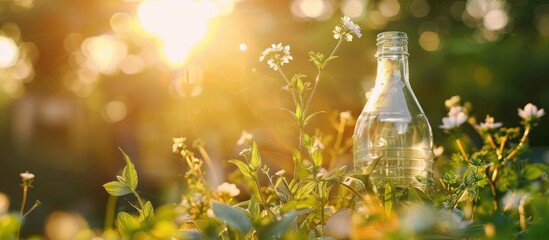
212 202 252 234
0 214 19 240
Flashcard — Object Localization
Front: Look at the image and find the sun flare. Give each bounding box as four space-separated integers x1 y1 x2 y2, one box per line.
137 0 224 67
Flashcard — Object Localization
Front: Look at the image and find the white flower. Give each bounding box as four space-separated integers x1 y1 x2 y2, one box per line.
217 182 240 197
433 146 444 158
20 171 35 181
259 43 293 71
311 138 325 152
440 106 468 129
236 131 253 146
333 16 362 42
172 137 186 153
476 115 502 131
341 16 362 38
339 111 352 121
518 103 544 121
275 169 286 176
444 95 461 108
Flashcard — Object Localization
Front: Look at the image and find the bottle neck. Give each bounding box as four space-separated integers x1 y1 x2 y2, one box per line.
375 54 409 86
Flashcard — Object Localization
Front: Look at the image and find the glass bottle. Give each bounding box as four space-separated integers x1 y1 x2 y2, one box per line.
353 31 433 199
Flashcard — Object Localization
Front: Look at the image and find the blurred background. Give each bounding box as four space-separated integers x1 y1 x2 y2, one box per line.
0 0 548 235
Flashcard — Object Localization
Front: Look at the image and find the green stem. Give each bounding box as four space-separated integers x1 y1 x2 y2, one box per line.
16 185 28 240
504 125 531 162
254 176 275 219
302 39 343 117
104 195 117 230
456 138 468 161
132 189 145 210
277 68 299 109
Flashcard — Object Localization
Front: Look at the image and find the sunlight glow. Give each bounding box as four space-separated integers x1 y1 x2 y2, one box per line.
239 43 248 51
137 0 223 67
0 36 19 68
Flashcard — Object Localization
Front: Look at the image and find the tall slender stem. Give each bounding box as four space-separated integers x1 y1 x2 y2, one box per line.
504 125 531 162
302 39 343 117
456 138 468 161
104 195 117 230
16 185 28 240
254 176 275 219
277 68 298 109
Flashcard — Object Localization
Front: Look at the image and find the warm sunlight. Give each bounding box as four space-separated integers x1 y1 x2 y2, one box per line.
137 0 222 67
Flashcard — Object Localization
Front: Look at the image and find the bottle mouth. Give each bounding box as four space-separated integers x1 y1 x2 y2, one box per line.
376 31 409 57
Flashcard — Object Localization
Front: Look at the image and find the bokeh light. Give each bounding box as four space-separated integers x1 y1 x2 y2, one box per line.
419 31 441 52
239 43 248 51
0 36 19 68
102 100 128 123
341 0 365 18
81 35 127 75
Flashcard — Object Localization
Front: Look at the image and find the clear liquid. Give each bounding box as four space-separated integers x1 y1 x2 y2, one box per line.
354 147 432 196
353 112 433 198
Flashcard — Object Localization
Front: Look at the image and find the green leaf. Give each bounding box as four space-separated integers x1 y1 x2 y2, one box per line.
139 201 155 222
497 167 519 192
311 150 323 169
258 209 311 239
117 212 140 238
384 182 394 217
292 149 301 165
103 181 132 196
119 148 138 190
294 104 303 124
212 202 252 234
303 111 326 126
522 163 548 180
295 181 317 200
248 197 259 216
229 159 254 180
250 142 261 170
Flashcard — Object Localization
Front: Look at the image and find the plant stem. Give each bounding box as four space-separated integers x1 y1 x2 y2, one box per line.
254 176 275 219
302 39 343 117
104 195 117 230
455 138 468 161
504 125 531 162
16 185 28 240
519 196 528 231
132 189 145 210
277 68 299 109
487 177 498 210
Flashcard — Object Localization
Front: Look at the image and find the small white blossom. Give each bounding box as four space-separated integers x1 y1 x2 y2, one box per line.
333 16 362 42
444 95 461 108
440 106 468 129
476 115 502 131
275 169 286 176
236 131 253 146
20 171 35 181
518 103 544 121
217 182 240 197
172 137 186 153
433 146 444 158
311 138 325 152
260 43 293 71
339 111 352 121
